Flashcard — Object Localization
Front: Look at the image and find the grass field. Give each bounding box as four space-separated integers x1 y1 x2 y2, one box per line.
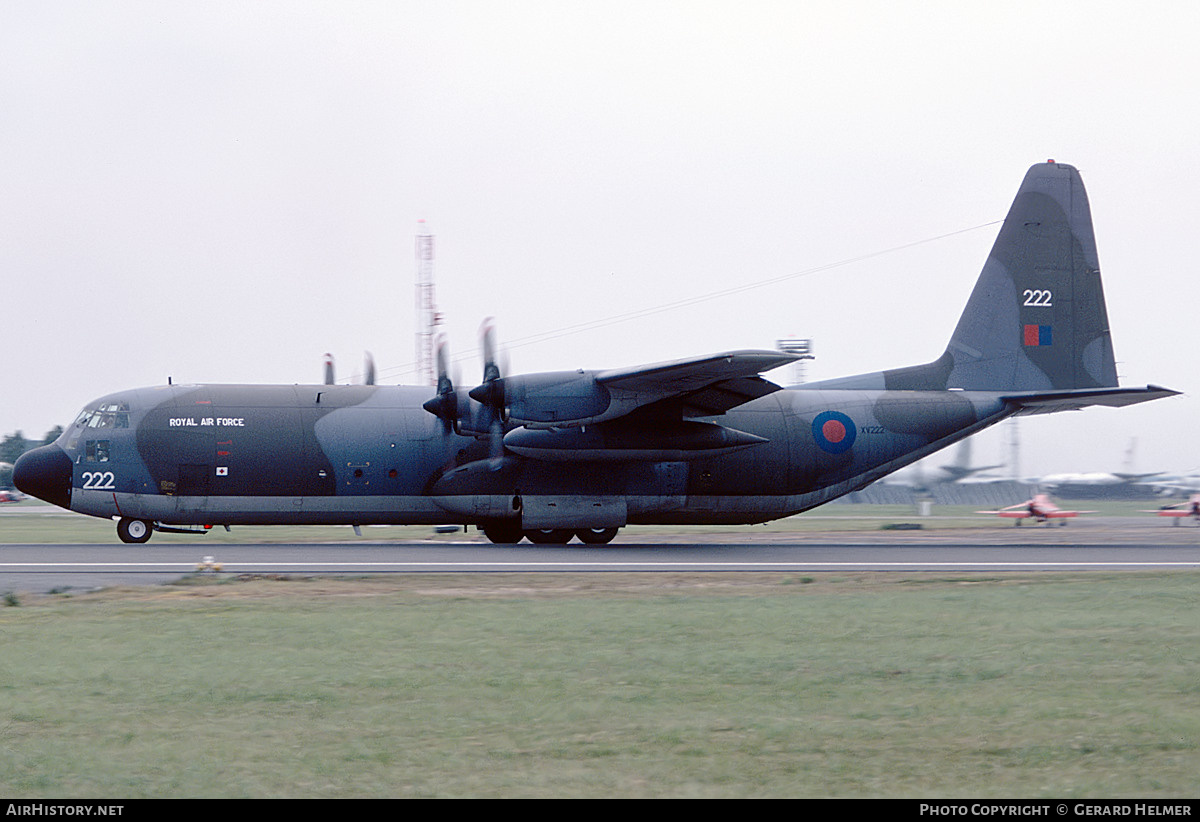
0 571 1198 798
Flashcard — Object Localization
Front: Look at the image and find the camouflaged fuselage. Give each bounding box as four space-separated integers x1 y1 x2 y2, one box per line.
45 381 1009 528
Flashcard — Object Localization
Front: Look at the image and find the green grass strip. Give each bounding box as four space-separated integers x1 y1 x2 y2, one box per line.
0 572 1196 797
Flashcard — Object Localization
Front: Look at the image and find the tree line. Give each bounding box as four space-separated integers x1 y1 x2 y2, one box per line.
0 427 64 488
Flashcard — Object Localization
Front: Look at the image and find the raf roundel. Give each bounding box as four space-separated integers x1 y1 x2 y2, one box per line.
812 411 856 454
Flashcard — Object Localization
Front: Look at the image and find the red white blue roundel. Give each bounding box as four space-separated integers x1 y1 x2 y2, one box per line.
812 411 856 454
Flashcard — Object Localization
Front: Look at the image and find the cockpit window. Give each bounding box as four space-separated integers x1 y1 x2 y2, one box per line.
75 402 129 430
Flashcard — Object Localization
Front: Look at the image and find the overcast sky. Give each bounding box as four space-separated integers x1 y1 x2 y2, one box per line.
3 1 1197 478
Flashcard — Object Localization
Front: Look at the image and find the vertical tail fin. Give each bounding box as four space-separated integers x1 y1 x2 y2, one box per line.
883 161 1118 392
945 160 1117 390
805 162 1176 409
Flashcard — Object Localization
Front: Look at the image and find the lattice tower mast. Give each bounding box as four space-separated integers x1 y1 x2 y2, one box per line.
415 221 439 386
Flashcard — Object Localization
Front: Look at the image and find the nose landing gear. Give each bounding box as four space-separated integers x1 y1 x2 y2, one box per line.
116 517 154 544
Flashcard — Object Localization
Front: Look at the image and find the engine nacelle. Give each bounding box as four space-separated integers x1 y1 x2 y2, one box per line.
500 371 612 425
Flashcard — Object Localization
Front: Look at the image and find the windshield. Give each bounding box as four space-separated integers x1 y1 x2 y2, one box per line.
72 402 130 430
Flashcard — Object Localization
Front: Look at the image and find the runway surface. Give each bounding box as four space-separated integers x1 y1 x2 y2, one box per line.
2 516 1198 593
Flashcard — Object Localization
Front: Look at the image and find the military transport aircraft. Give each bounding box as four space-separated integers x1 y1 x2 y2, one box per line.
13 162 1178 544
879 439 1002 491
977 494 1096 526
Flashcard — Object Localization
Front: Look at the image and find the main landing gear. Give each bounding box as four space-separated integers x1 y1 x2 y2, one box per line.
481 523 621 545
524 528 575 544
575 527 620 544
116 517 154 544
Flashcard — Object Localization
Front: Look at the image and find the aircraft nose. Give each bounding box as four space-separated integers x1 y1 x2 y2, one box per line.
12 445 73 510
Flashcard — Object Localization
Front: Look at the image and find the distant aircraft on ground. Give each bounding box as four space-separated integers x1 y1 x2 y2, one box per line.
1144 471 1200 496
13 162 1177 543
1038 472 1130 487
1035 471 1162 500
0 489 23 503
1033 440 1163 499
1142 495 1200 525
977 494 1096 526
880 439 1003 490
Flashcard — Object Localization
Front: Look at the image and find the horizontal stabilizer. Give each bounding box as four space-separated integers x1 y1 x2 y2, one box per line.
1002 385 1179 416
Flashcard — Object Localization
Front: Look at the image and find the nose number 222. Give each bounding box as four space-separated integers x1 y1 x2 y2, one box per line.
81 471 116 490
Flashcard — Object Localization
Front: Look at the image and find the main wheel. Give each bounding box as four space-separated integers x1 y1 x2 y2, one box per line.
524 529 574 544
117 517 153 544
482 521 524 544
576 527 619 545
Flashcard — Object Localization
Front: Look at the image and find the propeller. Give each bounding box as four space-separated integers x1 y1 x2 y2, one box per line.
421 320 509 464
422 335 460 433
468 318 507 463
469 319 504 405
364 351 376 386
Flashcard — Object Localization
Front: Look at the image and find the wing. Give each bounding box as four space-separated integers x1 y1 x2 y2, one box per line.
491 350 797 463
501 350 798 429
597 350 797 418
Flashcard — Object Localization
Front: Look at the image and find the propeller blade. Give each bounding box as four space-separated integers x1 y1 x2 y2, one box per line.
489 418 505 468
434 335 453 396
469 318 507 463
469 318 506 412
363 352 376 386
323 353 335 385
479 317 501 384
422 335 459 433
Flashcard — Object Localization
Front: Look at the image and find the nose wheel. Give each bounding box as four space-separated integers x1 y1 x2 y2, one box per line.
116 517 153 544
